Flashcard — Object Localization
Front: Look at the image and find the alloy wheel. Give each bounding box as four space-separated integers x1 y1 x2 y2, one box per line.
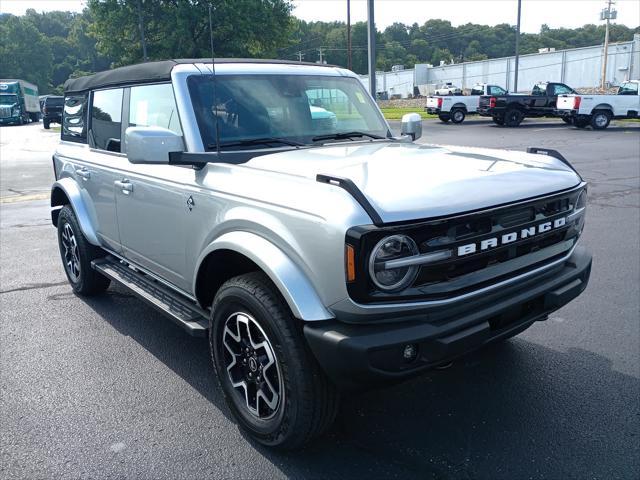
61 223 81 282
222 312 283 420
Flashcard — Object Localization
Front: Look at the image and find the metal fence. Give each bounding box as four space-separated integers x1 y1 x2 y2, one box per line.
361 34 640 97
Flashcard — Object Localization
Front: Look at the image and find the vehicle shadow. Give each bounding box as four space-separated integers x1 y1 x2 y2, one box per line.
80 285 640 479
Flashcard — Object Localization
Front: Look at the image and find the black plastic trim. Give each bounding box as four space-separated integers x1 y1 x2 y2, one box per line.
527 147 582 179
316 174 383 226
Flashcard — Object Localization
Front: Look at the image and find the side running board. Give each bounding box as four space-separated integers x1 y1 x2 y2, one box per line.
92 256 209 337
316 174 383 226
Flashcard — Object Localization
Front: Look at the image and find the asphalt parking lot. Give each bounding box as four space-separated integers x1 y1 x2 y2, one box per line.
1 118 639 479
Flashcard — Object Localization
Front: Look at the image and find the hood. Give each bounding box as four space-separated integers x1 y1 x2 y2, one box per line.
244 141 582 223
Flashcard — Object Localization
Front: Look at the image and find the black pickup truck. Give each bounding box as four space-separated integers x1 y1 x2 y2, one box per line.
478 82 577 127
40 95 64 129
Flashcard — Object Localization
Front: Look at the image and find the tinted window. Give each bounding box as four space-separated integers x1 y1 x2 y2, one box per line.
47 97 64 106
532 84 546 96
618 82 638 95
129 83 182 135
62 94 88 142
91 88 123 152
553 84 574 95
488 86 507 95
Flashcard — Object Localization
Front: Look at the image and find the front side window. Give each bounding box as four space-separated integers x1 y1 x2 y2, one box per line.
618 82 638 96
129 83 182 135
91 88 123 152
532 84 545 96
62 94 88 142
188 74 389 149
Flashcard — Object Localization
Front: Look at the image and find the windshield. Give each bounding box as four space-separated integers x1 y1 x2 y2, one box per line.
188 74 389 149
0 95 18 105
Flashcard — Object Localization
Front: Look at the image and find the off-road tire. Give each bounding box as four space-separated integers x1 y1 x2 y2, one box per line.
450 108 466 124
57 205 110 295
438 114 450 123
210 272 339 450
504 108 524 127
590 110 611 130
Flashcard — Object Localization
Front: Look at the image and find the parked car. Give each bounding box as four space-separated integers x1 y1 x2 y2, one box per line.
478 82 577 126
426 83 507 123
41 95 64 129
51 59 591 449
434 82 463 96
556 80 640 129
0 79 40 125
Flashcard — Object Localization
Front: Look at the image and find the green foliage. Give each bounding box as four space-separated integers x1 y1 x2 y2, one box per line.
1 2 637 94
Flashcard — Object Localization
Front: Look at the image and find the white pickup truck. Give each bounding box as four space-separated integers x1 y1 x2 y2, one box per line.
426 83 508 123
556 80 640 129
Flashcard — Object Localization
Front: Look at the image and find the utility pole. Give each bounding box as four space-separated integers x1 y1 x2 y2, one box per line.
367 0 376 98
317 47 324 64
136 0 148 62
296 51 305 62
347 0 352 71
600 0 617 91
513 0 522 92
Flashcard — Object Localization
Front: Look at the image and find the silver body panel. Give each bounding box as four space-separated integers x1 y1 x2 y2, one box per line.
52 62 583 323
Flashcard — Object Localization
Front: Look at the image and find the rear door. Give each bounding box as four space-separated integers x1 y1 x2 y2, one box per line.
114 83 190 290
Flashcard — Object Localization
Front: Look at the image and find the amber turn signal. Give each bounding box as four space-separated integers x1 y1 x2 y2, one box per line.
345 244 356 282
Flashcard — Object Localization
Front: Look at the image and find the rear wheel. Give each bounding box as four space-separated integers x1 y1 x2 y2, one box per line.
590 110 611 130
210 272 339 449
438 114 450 123
450 108 466 124
57 205 110 295
504 108 524 127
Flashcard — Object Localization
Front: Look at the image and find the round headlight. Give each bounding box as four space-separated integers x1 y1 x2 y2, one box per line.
368 235 419 291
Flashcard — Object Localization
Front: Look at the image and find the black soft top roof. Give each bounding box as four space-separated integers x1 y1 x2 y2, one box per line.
64 58 335 94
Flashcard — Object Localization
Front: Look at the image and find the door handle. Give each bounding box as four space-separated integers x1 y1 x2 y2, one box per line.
114 179 133 194
75 167 91 180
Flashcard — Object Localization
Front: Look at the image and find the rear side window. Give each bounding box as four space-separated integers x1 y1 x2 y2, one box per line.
488 86 507 96
129 83 182 135
91 88 123 152
471 87 484 96
62 94 88 142
552 84 574 96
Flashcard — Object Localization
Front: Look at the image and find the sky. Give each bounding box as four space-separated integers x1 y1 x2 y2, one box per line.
0 0 638 34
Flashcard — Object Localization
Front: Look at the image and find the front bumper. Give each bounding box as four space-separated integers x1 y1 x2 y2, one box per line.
304 246 592 389
0 116 20 124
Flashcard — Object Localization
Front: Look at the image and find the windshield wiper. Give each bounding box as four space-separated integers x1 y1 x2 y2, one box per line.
312 131 385 143
209 137 304 149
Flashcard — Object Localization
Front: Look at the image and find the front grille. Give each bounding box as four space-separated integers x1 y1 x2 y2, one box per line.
347 186 585 304
0 106 11 119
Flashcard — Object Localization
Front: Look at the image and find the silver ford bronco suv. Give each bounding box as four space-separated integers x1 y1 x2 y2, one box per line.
52 59 592 449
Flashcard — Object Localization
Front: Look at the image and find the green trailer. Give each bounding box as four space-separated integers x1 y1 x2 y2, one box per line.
0 79 40 125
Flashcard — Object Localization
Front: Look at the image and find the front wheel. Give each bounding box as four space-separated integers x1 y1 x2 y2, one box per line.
590 110 611 130
450 108 466 124
210 272 339 449
57 205 110 295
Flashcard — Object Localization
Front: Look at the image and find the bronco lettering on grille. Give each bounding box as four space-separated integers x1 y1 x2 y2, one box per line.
457 217 567 256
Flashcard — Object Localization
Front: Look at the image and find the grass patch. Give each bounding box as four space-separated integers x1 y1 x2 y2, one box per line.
380 107 435 120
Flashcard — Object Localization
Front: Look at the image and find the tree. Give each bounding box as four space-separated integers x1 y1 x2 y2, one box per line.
0 15 52 92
